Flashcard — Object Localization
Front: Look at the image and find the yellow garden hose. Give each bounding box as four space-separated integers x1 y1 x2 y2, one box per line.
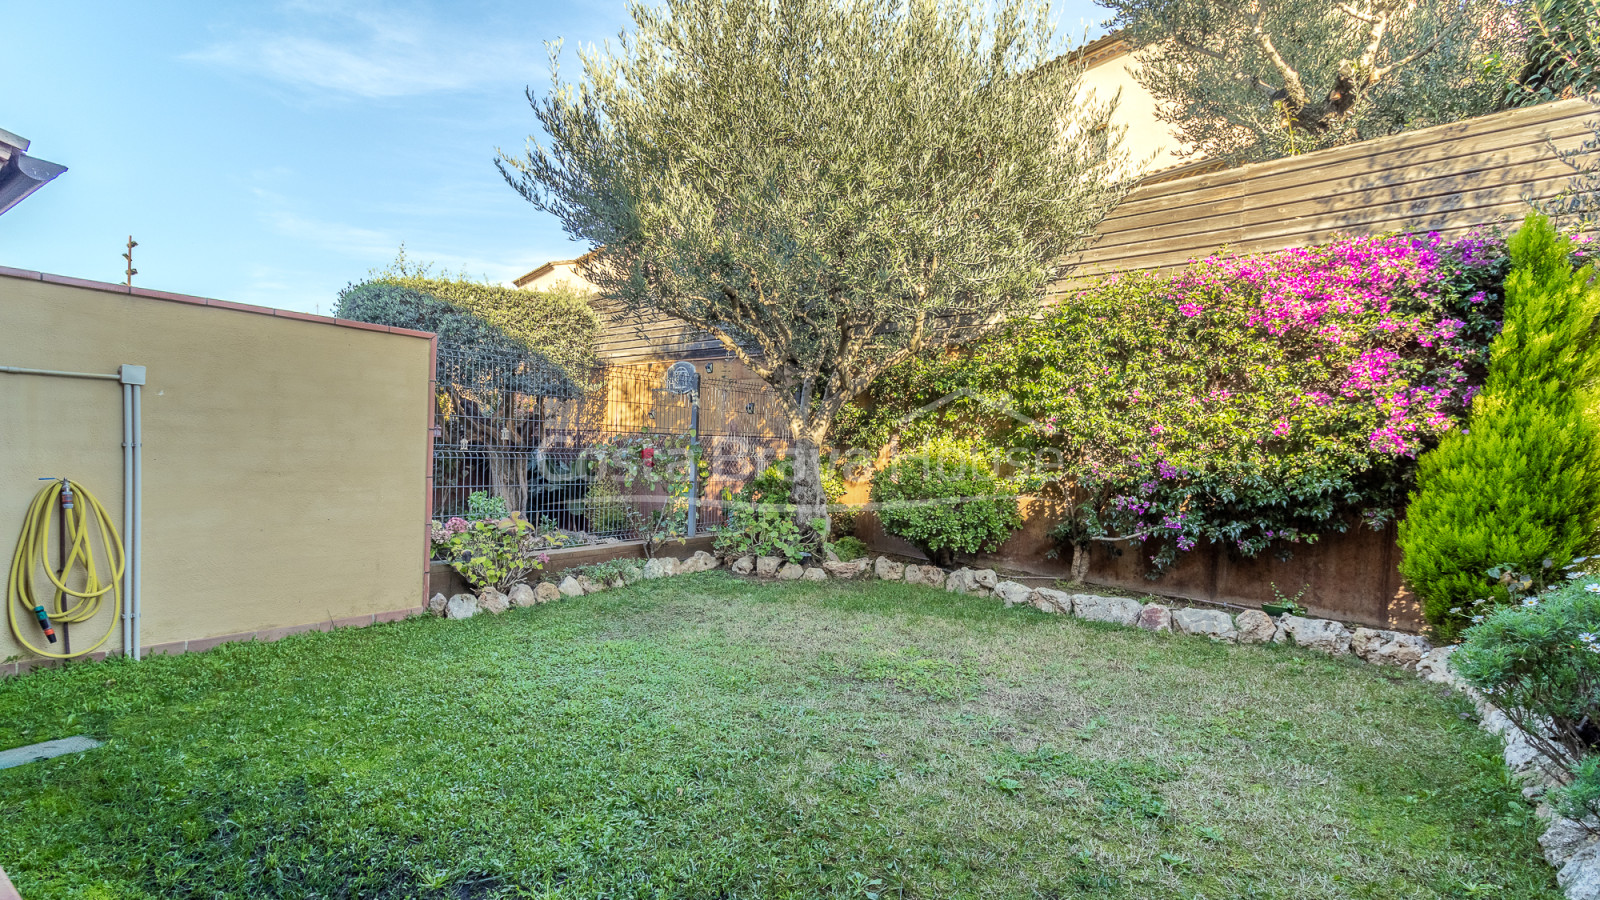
7 479 125 659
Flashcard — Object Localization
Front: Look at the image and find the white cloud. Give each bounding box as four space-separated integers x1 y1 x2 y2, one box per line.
256 192 553 287
186 3 544 99
262 206 397 257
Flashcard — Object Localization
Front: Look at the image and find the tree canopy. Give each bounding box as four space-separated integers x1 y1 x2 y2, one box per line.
1103 0 1518 162
1510 0 1600 104
498 0 1134 542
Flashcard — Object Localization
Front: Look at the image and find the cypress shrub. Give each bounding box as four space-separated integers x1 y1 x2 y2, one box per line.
1399 213 1600 641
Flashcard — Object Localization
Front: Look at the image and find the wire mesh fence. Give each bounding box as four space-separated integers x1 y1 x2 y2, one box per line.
431 346 790 549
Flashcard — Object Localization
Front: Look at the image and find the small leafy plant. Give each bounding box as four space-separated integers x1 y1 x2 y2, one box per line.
1264 583 1308 617
828 536 870 562
1456 576 1600 828
466 490 510 520
715 459 851 563
869 437 1022 567
716 501 806 563
566 558 644 585
434 515 548 591
581 476 630 535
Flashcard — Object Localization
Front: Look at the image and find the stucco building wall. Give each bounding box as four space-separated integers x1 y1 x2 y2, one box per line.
1075 38 1190 173
0 270 433 671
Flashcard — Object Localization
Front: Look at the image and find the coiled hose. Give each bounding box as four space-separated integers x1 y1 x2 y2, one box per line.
7 479 124 659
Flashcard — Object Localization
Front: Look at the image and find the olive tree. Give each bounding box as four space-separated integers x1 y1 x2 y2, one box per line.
1516 0 1600 229
498 0 1132 544
1102 0 1518 162
1510 0 1600 104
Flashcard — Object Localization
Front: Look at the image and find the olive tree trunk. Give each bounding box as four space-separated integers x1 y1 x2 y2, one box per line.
789 422 831 550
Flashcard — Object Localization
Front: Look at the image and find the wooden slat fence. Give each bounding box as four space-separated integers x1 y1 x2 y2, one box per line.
1057 98 1598 288
595 99 1598 364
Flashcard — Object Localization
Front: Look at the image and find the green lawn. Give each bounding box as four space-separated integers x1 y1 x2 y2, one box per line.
0 574 1559 899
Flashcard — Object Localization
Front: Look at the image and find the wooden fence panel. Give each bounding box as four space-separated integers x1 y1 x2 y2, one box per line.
596 100 1598 362
1060 99 1598 287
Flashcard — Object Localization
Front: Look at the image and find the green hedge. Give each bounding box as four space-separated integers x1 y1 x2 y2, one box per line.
336 275 601 374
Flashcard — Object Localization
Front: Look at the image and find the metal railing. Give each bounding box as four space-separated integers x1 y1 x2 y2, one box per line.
431 347 789 548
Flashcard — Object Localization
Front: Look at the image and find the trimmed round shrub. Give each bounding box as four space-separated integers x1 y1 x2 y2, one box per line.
869 438 1022 567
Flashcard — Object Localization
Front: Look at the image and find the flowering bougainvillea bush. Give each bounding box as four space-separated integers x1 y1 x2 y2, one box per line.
836 229 1511 574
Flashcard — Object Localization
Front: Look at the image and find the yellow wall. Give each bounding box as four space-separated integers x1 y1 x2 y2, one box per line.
518 261 596 293
1077 44 1191 174
0 274 432 666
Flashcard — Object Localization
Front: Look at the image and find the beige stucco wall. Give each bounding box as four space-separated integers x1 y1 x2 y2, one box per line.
517 261 597 293
0 274 431 666
1078 46 1190 174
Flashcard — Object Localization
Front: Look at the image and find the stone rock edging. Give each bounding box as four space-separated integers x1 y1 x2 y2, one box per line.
1419 645 1600 898
425 550 726 622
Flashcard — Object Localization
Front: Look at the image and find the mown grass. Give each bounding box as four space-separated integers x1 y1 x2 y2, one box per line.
0 574 1559 899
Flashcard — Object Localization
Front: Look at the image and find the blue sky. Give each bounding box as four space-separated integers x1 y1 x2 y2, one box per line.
0 0 1109 314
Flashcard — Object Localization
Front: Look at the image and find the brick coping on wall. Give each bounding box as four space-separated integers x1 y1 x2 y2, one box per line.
0 606 428 679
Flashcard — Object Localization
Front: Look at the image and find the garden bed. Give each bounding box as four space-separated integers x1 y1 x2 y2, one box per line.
0 574 1558 898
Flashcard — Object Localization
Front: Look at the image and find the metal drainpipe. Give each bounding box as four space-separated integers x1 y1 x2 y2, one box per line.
127 367 144 661
687 383 700 537
0 363 144 660
122 379 133 656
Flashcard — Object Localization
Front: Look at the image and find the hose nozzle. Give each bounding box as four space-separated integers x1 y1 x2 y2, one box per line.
32 605 57 643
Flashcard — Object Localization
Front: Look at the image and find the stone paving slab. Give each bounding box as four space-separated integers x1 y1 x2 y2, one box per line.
0 736 102 770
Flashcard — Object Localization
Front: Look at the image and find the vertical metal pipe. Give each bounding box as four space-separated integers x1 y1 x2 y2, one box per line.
687 386 700 538
57 479 70 655
121 383 133 657
131 383 142 661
